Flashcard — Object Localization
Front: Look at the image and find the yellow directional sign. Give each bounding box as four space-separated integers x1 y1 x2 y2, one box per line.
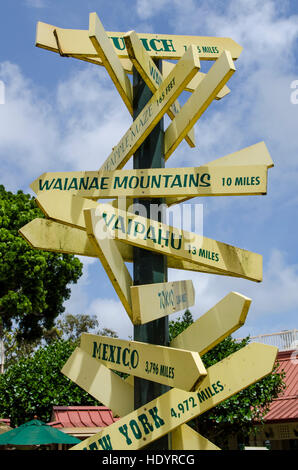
80 333 207 391
61 347 134 418
31 164 268 201
130 280 195 325
70 343 277 450
124 30 195 148
84 207 133 319
164 50 235 160
18 217 250 278
100 45 200 171
85 203 263 282
172 425 220 450
88 13 133 115
170 292 251 355
36 20 243 62
166 141 273 205
162 59 230 98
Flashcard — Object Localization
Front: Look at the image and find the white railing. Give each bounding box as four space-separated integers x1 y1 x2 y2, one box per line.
236 329 298 351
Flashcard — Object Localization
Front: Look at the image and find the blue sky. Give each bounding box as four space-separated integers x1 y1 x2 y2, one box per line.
0 0 298 340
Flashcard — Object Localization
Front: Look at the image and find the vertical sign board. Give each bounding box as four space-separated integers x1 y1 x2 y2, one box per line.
69 343 278 450
88 13 133 115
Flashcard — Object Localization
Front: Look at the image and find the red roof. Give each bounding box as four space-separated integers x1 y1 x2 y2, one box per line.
48 406 119 429
264 350 298 423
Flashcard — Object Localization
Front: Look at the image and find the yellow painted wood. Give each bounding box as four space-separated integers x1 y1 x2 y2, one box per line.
100 45 200 172
36 20 243 61
172 425 220 450
170 292 251 355
86 203 263 282
88 13 133 115
18 217 252 279
166 141 273 205
61 347 133 418
162 60 230 98
36 192 97 230
130 280 195 324
70 343 277 450
164 50 235 160
80 333 207 391
31 164 268 201
124 30 195 148
84 207 133 320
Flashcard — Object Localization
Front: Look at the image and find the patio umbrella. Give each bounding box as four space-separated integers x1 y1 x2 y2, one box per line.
0 418 80 445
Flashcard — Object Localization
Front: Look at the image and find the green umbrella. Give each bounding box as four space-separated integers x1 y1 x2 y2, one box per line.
0 419 80 445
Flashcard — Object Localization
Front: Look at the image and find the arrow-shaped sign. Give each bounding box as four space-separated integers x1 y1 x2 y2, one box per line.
36 20 243 62
130 280 195 325
100 44 200 172
170 291 251 355
84 203 263 282
162 60 230 98
80 333 207 392
69 343 277 450
30 164 268 201
123 29 195 148
18 217 246 277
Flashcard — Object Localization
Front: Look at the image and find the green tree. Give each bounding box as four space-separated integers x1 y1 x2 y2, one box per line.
169 310 285 449
0 185 83 343
0 339 100 426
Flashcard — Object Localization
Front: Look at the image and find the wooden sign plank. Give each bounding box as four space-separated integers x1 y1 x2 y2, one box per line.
124 30 195 148
86 203 263 282
170 292 251 355
130 280 195 324
80 333 207 391
36 20 243 61
164 50 235 161
18 217 249 278
172 425 220 450
31 164 268 201
84 208 133 320
61 347 134 418
162 59 230 98
100 45 200 172
166 141 273 206
88 13 133 115
70 343 277 450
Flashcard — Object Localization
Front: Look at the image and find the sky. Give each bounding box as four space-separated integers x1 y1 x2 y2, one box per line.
0 0 298 341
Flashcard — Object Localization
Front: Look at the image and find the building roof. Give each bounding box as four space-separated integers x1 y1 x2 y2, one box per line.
48 406 119 437
264 350 298 423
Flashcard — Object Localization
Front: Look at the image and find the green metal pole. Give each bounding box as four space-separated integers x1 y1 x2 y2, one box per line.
133 61 170 450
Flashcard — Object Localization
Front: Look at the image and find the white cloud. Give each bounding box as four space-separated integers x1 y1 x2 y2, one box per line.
89 297 133 340
24 0 47 7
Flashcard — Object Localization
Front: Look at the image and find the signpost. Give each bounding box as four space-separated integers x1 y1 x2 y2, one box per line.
20 12 276 451
130 280 195 324
69 343 278 450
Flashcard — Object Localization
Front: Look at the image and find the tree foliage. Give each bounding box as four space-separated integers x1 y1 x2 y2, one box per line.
0 185 83 342
0 339 100 426
169 310 286 449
